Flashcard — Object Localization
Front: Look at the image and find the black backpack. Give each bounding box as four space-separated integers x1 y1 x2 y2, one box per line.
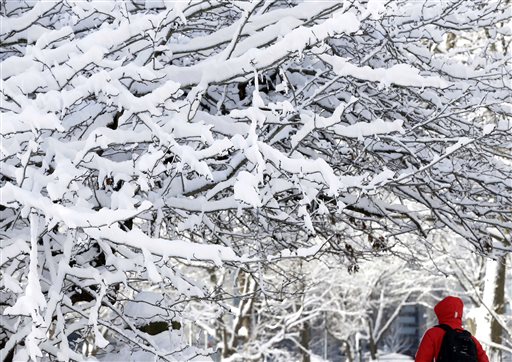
436 324 478 362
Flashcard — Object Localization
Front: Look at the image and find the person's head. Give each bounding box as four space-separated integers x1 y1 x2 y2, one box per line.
434 296 464 328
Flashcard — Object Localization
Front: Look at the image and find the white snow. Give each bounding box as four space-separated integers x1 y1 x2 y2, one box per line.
1 1 510 360
320 54 449 88
234 171 263 208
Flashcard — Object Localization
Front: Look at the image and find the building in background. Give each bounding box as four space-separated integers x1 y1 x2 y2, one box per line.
390 305 428 357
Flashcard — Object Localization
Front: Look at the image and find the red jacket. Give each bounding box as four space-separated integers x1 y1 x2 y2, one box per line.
415 296 489 362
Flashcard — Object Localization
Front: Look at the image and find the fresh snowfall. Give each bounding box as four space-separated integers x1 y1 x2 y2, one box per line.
0 1 511 362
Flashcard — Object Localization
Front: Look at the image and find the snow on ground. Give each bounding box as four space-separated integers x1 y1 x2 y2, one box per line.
311 353 414 362
377 353 414 361
310 352 413 361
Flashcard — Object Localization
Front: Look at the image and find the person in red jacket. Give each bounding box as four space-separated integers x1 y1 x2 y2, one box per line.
415 296 489 362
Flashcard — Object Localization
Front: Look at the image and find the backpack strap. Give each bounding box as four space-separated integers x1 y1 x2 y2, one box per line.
435 324 452 332
435 324 468 334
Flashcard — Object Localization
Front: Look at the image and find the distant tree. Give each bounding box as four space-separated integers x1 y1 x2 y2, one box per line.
383 325 413 356
1 0 510 360
203 254 442 361
440 235 512 359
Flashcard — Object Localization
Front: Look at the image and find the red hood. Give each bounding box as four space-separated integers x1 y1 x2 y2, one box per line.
434 296 463 329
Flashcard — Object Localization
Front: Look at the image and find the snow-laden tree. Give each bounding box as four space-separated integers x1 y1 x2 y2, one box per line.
1 0 511 360
209 252 444 362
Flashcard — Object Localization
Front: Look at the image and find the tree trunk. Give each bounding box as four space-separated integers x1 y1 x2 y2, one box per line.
491 256 506 345
368 320 378 360
300 321 311 362
474 254 507 360
341 339 354 362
